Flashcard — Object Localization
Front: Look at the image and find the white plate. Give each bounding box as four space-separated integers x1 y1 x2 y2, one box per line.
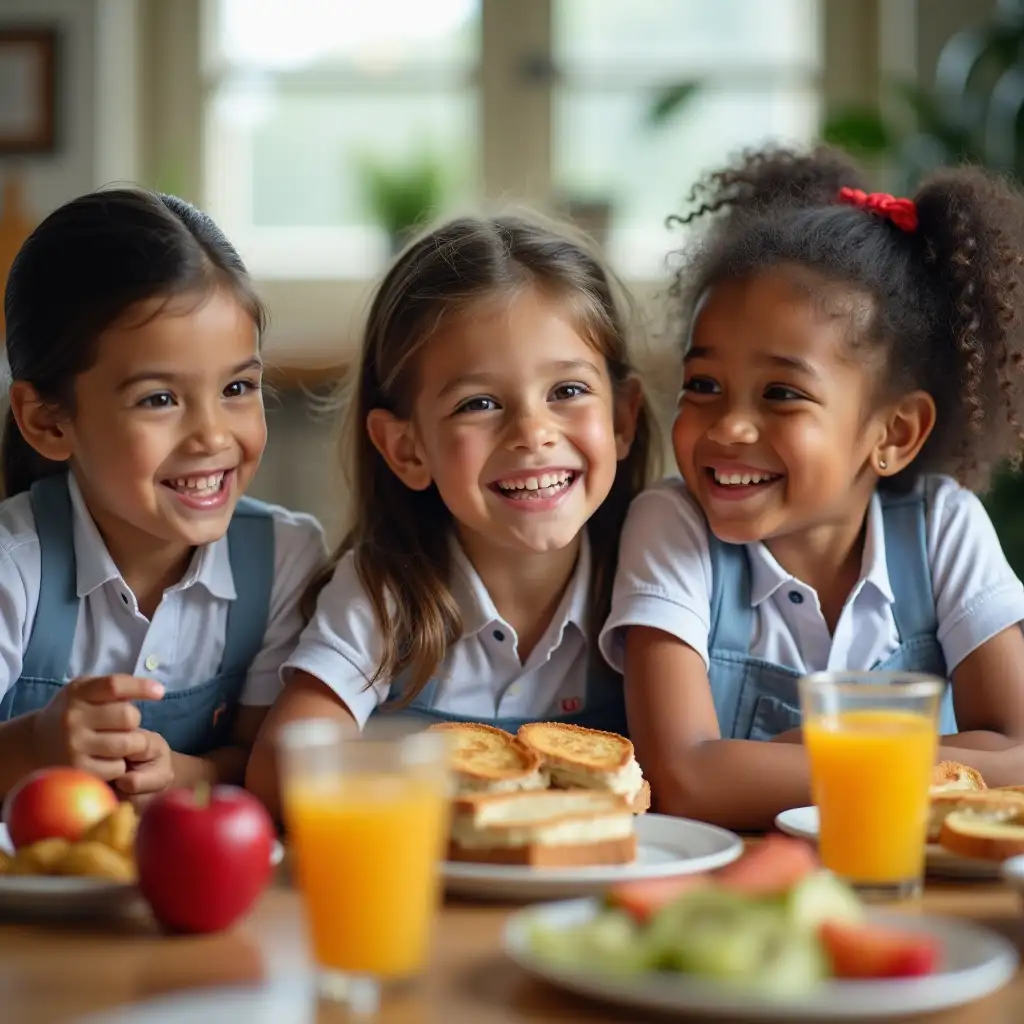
775 807 1000 880
74 984 317 1024
1000 854 1024 900
505 898 1019 1020
0 824 284 919
442 813 743 901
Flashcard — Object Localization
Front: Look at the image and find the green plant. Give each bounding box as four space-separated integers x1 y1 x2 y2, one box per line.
358 153 446 246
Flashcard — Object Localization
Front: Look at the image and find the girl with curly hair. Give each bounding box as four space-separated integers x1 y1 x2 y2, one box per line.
599 145 1024 829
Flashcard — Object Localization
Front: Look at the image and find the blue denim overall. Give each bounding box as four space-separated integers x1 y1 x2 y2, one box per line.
707 490 957 740
0 473 275 756
373 651 629 736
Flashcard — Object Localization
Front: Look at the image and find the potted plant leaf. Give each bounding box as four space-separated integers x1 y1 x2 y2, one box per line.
358 152 446 255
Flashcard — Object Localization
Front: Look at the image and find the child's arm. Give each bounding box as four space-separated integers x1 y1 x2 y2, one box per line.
243 549 395 821
625 625 810 830
935 624 1024 781
925 479 1024 777
245 671 359 823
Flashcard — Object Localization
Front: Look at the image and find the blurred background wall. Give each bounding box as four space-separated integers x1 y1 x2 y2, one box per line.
1 0 1015 550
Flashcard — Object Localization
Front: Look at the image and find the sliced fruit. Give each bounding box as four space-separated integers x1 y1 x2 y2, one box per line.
819 920 940 979
528 910 652 973
606 871 710 923
784 870 864 931
713 835 819 895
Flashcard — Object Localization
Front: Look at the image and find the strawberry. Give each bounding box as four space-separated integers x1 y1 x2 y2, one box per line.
819 920 940 979
606 872 710 923
713 835 819 896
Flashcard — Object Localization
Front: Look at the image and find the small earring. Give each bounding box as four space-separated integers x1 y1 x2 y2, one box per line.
877 458 888 471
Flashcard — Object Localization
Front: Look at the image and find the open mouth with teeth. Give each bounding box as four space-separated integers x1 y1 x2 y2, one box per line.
162 471 228 498
492 470 578 501
707 468 783 488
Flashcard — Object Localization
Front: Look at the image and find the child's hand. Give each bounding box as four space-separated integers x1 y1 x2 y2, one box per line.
33 674 165 781
114 729 175 800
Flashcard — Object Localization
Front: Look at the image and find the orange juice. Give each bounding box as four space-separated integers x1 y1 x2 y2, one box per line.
285 774 448 978
804 709 937 885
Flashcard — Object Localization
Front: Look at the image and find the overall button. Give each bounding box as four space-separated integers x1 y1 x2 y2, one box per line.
144 654 160 672
788 591 804 605
492 629 505 642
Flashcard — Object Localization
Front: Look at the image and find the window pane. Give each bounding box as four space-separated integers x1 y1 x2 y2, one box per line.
208 88 477 228
211 0 479 74
555 86 820 275
555 0 820 74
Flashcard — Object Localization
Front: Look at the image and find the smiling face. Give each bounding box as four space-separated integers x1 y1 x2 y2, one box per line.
59 287 266 564
673 268 888 549
379 288 636 564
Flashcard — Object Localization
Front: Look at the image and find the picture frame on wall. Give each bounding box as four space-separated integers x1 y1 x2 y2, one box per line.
0 28 57 155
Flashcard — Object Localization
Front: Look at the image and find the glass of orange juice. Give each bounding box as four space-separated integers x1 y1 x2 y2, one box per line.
799 672 944 900
277 720 450 1012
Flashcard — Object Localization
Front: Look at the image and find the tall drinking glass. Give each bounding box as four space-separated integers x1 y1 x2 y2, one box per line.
278 720 450 1012
799 672 944 900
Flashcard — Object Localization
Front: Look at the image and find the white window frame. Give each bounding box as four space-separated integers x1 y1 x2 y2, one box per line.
136 0 888 361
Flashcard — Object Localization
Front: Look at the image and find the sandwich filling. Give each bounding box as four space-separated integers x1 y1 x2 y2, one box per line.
548 759 645 801
451 812 634 849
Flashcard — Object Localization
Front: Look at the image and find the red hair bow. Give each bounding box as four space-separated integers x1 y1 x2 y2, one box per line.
837 186 918 232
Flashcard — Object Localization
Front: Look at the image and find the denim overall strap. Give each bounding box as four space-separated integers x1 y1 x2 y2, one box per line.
20 474 80 681
878 491 937 642
219 497 275 674
707 531 754 656
876 490 955 731
133 497 275 755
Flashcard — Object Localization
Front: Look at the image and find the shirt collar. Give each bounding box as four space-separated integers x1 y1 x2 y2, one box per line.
68 473 236 600
746 490 893 607
448 532 592 640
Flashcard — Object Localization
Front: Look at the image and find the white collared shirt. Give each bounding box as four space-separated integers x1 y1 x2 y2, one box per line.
284 535 593 728
600 475 1024 675
0 474 326 704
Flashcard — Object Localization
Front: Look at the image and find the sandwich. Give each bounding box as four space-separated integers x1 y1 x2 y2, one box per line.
928 789 1024 845
517 722 650 814
447 788 637 866
930 760 986 794
427 722 548 796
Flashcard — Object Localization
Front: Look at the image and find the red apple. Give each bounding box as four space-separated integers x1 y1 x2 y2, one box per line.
135 783 275 934
2 767 119 849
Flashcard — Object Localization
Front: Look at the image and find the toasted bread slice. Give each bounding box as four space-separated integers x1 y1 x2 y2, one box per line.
994 785 1024 796
939 808 1024 861
930 760 986 794
448 788 637 866
517 722 647 804
427 722 547 794
928 790 1024 844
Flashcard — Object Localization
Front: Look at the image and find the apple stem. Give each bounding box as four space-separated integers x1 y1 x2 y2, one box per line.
193 781 211 808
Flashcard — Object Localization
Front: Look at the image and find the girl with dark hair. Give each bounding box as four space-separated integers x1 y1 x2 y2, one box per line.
601 146 1024 829
0 188 324 799
246 213 655 818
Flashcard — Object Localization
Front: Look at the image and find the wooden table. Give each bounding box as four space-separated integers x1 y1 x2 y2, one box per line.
2 876 1024 1023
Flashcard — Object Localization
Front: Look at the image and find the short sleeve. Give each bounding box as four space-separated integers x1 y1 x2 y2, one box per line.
240 508 328 705
0 494 42 699
281 551 392 728
598 480 715 672
926 475 1024 671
